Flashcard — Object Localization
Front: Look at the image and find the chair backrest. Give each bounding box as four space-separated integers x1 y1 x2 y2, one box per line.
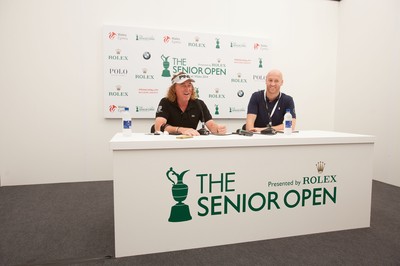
150 124 155 133
242 123 246 130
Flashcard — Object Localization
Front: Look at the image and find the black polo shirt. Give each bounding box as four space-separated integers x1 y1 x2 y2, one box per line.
156 98 213 129
247 90 296 127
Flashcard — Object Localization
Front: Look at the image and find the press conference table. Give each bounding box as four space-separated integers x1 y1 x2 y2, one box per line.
110 130 374 258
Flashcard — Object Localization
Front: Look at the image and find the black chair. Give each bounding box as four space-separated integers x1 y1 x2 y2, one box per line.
150 124 155 133
242 124 246 130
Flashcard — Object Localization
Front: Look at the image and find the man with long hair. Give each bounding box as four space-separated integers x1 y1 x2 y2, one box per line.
154 72 226 136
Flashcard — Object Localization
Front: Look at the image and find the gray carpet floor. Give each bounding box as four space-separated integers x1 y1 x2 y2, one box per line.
1 180 399 266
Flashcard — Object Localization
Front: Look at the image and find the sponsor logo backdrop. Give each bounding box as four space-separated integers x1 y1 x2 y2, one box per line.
104 25 270 118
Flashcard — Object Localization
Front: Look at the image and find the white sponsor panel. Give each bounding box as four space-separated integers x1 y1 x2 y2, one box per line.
104 25 269 118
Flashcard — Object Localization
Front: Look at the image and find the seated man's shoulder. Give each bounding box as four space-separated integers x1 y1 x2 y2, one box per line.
281 92 293 100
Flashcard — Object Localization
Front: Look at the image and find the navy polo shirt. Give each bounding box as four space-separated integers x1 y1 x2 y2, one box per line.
156 98 213 129
247 90 296 127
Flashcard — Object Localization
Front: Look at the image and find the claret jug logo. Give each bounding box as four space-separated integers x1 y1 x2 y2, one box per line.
161 54 171 77
215 38 220 49
214 104 220 115
166 167 192 222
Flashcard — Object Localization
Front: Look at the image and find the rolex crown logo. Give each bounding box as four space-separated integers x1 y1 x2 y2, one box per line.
237 73 242 78
316 161 325 174
142 68 148 74
115 85 121 91
116 48 122 54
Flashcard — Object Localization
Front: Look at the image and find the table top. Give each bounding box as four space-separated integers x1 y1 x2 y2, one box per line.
110 130 375 150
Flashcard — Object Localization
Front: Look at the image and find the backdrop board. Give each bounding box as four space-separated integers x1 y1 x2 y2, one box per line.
103 25 270 119
110 131 375 258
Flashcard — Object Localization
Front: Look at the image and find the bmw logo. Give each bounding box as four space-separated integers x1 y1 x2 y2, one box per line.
143 51 151 60
237 90 244 97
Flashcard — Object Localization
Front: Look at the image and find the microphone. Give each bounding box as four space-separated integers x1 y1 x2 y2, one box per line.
260 125 276 135
235 129 254 136
196 99 210 135
261 112 277 135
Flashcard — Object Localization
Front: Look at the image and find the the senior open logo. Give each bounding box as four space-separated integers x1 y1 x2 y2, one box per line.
166 167 192 222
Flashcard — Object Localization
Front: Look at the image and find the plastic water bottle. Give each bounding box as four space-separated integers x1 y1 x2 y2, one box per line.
122 107 132 136
283 109 292 135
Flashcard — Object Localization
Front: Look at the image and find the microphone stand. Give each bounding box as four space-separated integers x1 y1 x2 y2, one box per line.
197 122 210 135
261 111 277 135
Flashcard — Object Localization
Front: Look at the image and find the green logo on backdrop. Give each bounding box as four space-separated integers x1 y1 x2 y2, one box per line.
214 104 220 115
166 167 192 222
161 54 171 77
215 38 220 49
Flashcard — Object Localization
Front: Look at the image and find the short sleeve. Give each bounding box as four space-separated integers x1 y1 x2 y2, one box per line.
247 91 262 115
155 98 169 119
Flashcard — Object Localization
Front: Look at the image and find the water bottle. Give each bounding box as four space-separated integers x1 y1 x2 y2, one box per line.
122 107 132 136
283 109 292 135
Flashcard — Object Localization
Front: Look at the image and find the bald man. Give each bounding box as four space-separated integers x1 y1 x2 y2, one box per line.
246 69 296 132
